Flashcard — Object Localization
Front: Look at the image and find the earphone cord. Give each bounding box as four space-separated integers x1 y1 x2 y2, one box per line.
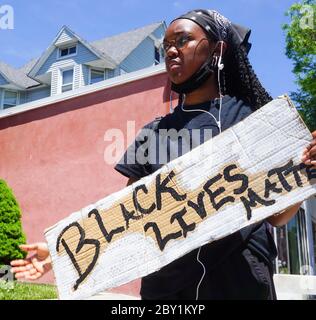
180 44 224 299
180 93 223 300
180 94 223 135
195 247 206 300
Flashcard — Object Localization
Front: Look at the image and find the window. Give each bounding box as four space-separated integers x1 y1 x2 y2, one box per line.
61 68 74 93
274 208 314 275
275 225 290 274
160 46 165 59
2 90 18 109
154 45 165 65
58 45 77 59
90 69 105 84
154 47 160 65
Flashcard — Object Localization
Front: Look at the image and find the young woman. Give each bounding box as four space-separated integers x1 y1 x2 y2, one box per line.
11 9 316 300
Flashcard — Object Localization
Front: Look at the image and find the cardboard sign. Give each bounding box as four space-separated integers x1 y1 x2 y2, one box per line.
45 96 316 299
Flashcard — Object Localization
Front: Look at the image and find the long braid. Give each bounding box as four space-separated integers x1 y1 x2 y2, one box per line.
223 43 272 109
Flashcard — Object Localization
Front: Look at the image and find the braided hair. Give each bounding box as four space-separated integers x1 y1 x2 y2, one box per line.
220 41 273 110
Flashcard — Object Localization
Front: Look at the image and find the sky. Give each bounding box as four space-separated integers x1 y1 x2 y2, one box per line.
0 0 298 98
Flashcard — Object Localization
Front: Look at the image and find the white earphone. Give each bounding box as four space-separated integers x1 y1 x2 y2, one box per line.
217 41 225 71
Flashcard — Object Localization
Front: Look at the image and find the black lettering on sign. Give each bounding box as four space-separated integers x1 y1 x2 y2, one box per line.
306 165 316 181
223 164 249 194
120 203 142 230
133 184 156 215
241 188 276 220
156 171 187 211
170 207 196 238
264 179 283 199
56 222 100 291
284 162 306 188
88 209 125 244
187 191 207 220
144 222 182 251
268 161 294 192
203 173 235 211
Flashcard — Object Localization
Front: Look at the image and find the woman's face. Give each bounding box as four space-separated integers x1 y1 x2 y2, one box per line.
163 19 213 84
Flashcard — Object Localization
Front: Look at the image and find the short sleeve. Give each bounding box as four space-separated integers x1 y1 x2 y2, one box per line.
114 121 156 179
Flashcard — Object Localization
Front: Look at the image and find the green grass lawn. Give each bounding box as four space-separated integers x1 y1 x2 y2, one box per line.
0 281 58 300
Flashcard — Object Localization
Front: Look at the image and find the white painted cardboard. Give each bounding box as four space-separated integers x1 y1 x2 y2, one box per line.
45 96 316 300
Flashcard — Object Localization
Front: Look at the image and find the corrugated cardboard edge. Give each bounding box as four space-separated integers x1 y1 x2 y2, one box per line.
279 94 313 139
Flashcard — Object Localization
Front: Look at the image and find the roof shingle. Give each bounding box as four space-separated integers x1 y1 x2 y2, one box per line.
0 61 40 89
91 22 163 64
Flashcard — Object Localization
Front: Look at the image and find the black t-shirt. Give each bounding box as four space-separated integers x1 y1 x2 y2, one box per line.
115 95 277 299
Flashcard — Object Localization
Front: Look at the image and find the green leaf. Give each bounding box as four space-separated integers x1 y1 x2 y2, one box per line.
284 0 316 131
0 180 27 266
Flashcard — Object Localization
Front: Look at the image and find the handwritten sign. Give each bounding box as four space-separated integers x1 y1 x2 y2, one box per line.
45 96 316 299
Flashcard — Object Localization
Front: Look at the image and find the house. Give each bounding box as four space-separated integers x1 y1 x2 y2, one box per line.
0 22 166 110
0 61 170 293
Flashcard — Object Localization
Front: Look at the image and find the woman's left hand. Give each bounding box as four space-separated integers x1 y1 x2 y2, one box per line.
302 131 316 169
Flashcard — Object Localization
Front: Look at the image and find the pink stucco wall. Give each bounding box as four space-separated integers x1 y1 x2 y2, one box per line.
0 71 176 297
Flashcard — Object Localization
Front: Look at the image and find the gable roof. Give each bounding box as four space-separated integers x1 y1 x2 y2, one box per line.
0 61 40 89
28 26 117 78
91 22 164 64
1 22 166 90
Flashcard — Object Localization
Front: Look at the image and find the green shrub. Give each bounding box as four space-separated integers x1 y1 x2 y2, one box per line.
0 180 27 268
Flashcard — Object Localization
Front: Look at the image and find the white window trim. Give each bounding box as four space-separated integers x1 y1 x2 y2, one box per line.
59 66 75 94
154 46 160 65
89 67 106 85
56 44 78 61
0 90 20 109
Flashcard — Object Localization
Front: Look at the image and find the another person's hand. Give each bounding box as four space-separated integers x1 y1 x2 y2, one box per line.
302 131 316 169
10 243 52 280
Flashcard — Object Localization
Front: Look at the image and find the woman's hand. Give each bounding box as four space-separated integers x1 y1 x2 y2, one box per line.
302 131 316 168
269 131 316 227
10 243 52 280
